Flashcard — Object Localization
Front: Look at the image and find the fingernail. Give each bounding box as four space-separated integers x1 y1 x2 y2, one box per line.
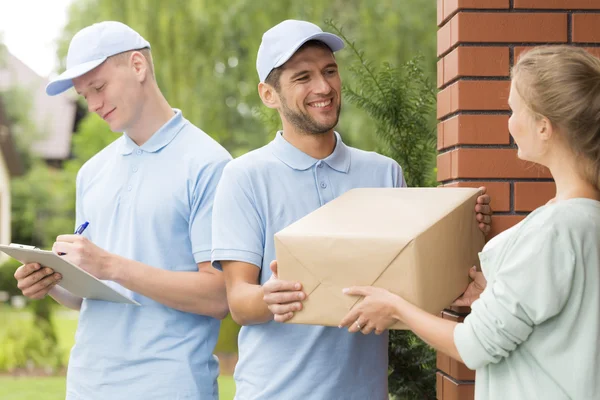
294 283 300 290
34 264 40 270
298 293 304 300
45 268 52 274
55 274 62 280
342 288 349 294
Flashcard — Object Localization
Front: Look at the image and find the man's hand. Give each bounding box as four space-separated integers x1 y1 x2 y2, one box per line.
262 260 306 323
14 263 62 300
52 235 114 280
476 186 492 235
451 266 487 307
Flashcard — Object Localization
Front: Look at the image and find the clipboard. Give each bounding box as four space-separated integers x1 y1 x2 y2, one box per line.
0 244 140 305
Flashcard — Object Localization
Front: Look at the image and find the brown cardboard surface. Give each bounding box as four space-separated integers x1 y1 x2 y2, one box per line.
275 187 484 329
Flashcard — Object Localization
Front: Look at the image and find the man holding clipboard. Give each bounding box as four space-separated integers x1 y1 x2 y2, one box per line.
13 21 231 400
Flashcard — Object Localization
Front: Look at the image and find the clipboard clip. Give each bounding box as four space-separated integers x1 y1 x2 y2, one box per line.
9 243 39 250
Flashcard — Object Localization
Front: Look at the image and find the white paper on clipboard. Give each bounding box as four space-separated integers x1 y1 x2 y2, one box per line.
0 244 139 305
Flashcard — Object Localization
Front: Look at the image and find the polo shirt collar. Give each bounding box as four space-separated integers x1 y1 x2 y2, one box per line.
119 109 186 155
271 131 351 173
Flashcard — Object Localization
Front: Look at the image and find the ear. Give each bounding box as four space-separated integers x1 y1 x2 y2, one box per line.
258 82 280 110
537 117 553 141
130 51 149 83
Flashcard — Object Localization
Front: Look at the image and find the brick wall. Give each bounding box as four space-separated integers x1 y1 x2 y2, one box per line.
436 1 600 399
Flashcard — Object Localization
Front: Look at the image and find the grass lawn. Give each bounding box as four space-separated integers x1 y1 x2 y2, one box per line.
0 376 236 400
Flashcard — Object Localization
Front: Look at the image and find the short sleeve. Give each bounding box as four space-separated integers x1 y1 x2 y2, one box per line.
189 157 229 263
393 161 407 188
211 163 265 270
454 224 576 370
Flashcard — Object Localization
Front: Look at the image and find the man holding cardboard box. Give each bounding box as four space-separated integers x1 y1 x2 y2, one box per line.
211 19 492 399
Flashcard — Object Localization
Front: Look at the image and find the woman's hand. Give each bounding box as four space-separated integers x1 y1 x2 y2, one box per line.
339 286 401 335
451 266 487 307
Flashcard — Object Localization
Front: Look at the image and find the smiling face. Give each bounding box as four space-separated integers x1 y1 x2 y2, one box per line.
72 53 147 133
271 42 342 135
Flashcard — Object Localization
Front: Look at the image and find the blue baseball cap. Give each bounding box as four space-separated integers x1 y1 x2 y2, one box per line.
256 20 345 83
46 21 150 96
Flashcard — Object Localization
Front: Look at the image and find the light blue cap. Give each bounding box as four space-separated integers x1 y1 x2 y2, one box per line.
256 20 344 83
46 21 150 96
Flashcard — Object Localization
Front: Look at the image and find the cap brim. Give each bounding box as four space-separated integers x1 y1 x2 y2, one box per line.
45 57 107 96
272 32 345 70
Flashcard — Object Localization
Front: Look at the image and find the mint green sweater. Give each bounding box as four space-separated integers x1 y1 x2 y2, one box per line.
454 198 600 400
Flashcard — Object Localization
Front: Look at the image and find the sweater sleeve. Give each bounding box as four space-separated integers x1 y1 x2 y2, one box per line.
454 223 576 370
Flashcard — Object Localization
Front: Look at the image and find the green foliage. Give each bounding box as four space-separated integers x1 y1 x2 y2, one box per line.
215 315 241 354
56 0 437 155
326 21 437 400
10 161 75 248
327 20 437 188
0 258 21 296
0 311 64 372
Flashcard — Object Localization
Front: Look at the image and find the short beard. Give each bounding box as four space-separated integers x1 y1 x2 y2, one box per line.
280 94 341 135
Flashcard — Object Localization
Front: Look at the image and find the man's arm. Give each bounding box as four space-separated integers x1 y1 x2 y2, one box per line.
52 236 229 319
221 261 271 325
111 258 228 319
221 260 305 326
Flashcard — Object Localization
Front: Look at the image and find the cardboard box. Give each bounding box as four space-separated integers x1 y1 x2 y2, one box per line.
274 187 485 329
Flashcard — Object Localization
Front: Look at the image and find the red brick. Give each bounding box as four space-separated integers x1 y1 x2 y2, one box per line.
438 373 475 400
437 121 445 151
444 181 510 212
437 352 476 381
573 14 600 43
437 81 510 119
490 215 525 238
437 372 444 399
437 151 454 182
440 47 510 87
438 13 568 56
438 59 445 89
514 182 556 211
437 148 552 180
438 114 510 150
514 0 600 9
439 0 510 26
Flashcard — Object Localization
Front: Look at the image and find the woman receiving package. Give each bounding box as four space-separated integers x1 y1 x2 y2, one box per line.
340 45 600 400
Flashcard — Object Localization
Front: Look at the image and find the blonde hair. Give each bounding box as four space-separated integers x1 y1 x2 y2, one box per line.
110 48 155 78
512 45 600 190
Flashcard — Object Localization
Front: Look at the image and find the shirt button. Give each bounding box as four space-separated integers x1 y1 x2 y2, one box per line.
136 149 142 155
132 167 138 173
317 162 323 168
320 182 327 189
127 185 133 191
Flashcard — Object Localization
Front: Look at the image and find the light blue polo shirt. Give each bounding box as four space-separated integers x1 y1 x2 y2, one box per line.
212 131 406 400
66 110 231 400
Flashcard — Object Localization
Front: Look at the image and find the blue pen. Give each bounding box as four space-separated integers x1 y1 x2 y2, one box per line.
59 221 89 255
75 221 90 235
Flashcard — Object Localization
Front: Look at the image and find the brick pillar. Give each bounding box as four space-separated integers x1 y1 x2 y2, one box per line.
436 0 600 398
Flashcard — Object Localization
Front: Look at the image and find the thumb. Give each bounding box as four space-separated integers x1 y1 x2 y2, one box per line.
270 260 278 278
342 286 369 297
478 186 487 196
469 266 478 279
